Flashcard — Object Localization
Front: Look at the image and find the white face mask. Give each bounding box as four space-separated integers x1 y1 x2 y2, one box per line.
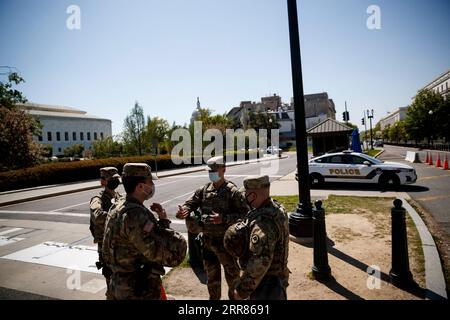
209 171 221 183
143 183 155 200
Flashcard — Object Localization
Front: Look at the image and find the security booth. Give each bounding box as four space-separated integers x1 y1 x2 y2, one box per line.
307 119 353 156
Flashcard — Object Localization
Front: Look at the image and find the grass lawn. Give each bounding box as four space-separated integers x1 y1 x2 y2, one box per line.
366 149 381 157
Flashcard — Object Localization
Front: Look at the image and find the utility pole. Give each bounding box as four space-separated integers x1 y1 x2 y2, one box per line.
344 101 349 126
286 0 313 237
367 109 374 150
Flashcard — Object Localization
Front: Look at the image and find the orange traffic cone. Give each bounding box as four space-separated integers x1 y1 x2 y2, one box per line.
443 155 449 170
428 152 433 165
425 152 429 164
436 153 441 167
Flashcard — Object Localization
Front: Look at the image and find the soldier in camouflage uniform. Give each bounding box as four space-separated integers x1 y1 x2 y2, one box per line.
89 167 122 300
102 163 187 300
176 156 249 300
224 175 290 300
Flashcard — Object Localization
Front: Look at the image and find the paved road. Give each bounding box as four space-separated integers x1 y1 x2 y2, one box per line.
379 145 450 236
0 155 297 232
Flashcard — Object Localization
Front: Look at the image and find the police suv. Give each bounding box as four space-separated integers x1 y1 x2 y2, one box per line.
297 150 417 189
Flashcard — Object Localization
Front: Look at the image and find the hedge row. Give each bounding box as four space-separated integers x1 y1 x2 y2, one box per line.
0 151 262 192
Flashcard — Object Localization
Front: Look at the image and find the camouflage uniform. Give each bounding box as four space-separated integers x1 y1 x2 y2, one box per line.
89 167 122 300
228 175 290 300
102 163 187 300
181 156 249 300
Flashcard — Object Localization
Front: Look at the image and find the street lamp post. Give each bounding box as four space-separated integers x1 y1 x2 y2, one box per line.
367 109 374 150
286 0 313 237
428 110 434 148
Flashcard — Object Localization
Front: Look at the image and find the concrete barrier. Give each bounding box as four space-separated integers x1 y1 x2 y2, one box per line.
405 151 421 163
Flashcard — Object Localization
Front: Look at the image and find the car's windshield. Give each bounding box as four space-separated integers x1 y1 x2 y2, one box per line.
360 154 383 164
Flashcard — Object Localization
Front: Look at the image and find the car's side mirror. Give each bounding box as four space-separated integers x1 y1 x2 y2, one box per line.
363 161 371 166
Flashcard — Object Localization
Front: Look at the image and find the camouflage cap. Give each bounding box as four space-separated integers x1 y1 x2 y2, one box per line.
206 156 225 171
122 163 156 179
243 175 270 190
100 167 120 180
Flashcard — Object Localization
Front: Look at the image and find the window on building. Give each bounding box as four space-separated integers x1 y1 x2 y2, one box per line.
47 132 52 141
73 132 77 141
58 148 62 152
56 132 61 141
38 135 43 142
94 132 98 140
87 132 91 141
100 132 104 139
80 132 84 141
65 132 69 141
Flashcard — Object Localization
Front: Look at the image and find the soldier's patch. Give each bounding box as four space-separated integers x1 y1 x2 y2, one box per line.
143 222 154 233
251 234 259 244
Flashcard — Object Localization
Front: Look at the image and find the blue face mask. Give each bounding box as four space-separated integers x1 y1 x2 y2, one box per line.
209 171 221 183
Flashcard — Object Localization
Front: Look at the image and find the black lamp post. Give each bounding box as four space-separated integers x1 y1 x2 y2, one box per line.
286 0 313 237
367 109 374 150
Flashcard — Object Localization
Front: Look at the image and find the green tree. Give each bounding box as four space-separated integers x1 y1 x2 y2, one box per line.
0 70 43 170
404 89 449 144
122 102 146 155
144 116 170 154
64 144 84 158
0 70 27 109
92 136 123 158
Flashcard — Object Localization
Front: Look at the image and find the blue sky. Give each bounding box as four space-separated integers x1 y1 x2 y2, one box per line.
1 0 449 135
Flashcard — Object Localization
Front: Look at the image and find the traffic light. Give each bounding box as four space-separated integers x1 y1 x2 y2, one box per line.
342 111 349 122
361 118 365 125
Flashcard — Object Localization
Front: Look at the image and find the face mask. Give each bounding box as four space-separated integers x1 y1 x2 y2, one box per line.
142 182 155 200
106 179 120 190
209 171 221 183
245 192 256 208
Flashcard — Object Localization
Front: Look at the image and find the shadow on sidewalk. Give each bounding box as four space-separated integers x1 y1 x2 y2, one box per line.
327 240 426 299
297 237 426 299
316 276 365 300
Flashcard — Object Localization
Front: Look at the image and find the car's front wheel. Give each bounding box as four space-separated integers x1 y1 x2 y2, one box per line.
378 172 400 190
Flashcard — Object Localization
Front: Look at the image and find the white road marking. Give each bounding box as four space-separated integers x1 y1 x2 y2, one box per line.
160 191 195 205
1 241 101 274
0 227 23 236
52 201 90 212
0 210 88 217
0 236 25 246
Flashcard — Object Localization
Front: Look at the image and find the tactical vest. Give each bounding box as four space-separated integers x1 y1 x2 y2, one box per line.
103 199 186 273
89 191 119 242
200 181 238 236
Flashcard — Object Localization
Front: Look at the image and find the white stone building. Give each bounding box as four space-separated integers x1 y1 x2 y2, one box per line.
17 103 112 156
379 107 409 131
413 68 450 100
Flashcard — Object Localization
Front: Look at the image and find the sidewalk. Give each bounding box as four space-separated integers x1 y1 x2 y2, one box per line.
162 170 447 300
0 154 286 207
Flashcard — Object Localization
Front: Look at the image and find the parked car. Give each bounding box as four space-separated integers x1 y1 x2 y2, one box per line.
295 150 417 189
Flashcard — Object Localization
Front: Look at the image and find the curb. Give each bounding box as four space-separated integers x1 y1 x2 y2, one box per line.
374 148 385 158
400 197 447 300
0 155 287 207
